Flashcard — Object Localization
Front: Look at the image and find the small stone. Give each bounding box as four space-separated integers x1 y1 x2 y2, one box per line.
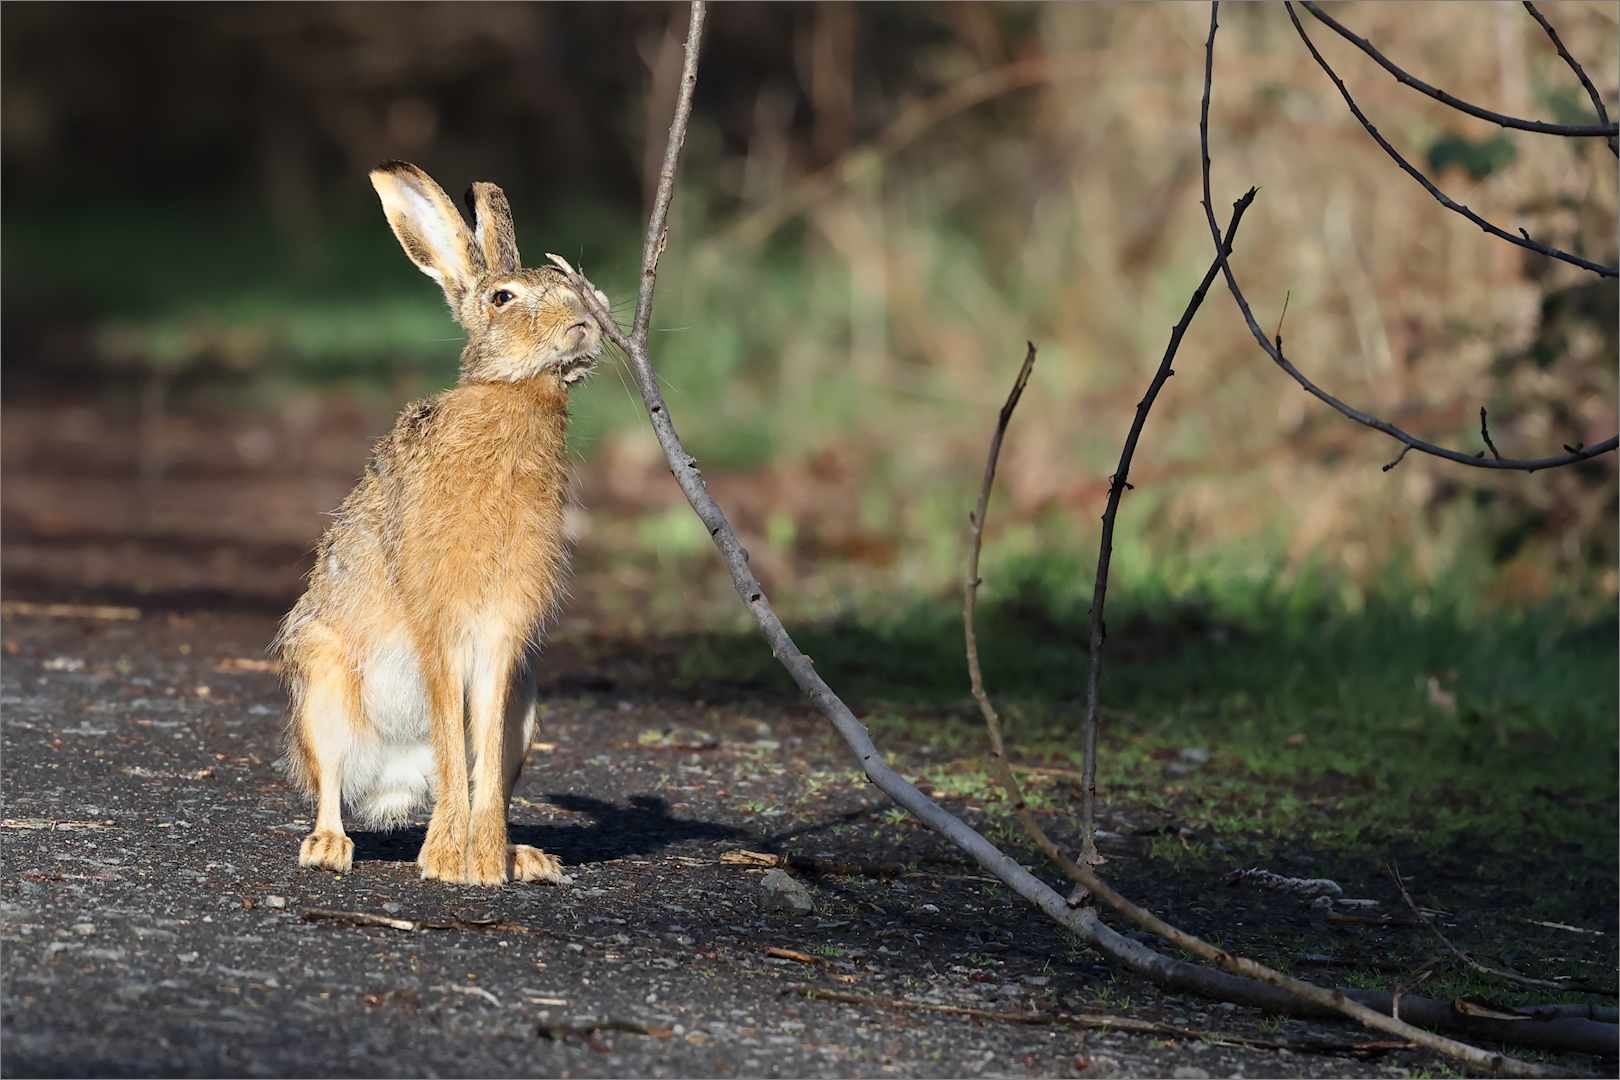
70 923 95 936
919 903 940 914
178 952 199 963
264 895 287 909
1022 975 1048 987
1171 1068 1211 1079
758 869 814 916
381 902 402 914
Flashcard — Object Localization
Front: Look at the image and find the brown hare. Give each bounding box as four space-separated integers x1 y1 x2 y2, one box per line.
276 161 603 885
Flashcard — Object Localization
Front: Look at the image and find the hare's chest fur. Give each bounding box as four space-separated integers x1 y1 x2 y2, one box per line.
374 379 572 627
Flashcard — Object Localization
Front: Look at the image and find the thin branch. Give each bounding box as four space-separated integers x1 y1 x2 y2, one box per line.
1285 2 1616 279
1067 821 1567 1076
1297 1 1618 141
1521 1 1618 156
1079 189 1257 866
790 986 1410 1057
1389 864 1583 994
630 0 703 343
547 4 1593 1072
1201 10 1620 470
964 343 1091 885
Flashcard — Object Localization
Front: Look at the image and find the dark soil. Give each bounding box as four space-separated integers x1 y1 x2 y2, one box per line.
4 607 1609 1079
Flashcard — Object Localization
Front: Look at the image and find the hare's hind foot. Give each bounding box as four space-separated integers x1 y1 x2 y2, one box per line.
299 830 354 873
509 844 564 884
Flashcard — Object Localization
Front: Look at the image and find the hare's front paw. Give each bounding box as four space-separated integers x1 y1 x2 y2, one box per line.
417 823 467 881
299 830 354 873
466 827 509 887
509 844 564 884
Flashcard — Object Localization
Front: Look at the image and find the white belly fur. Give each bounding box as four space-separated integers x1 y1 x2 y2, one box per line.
342 632 540 829
347 636 434 829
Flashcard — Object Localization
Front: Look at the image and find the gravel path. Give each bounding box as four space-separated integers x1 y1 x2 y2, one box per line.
3 607 1456 1078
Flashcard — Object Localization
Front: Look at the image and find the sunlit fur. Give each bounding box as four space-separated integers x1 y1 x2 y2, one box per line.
276 161 601 885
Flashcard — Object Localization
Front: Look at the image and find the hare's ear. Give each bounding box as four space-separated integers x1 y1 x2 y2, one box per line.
465 182 520 276
369 161 485 310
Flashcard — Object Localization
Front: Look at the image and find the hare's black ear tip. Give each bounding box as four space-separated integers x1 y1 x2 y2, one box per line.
463 186 477 216
371 160 418 180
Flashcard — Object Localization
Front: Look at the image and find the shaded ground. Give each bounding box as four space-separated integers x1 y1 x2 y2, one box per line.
4 607 1613 1079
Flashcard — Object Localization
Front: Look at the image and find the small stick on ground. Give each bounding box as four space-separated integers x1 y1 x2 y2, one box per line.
963 343 1094 887
537 1014 673 1048
300 907 535 935
790 986 1410 1057
719 849 907 878
1389 864 1593 993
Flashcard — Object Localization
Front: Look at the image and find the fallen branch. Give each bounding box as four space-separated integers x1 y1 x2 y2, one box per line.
790 986 1409 1057
552 4 1606 1071
1285 2 1616 278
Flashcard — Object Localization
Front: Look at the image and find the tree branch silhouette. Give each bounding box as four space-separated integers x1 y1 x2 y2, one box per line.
1286 2 1616 279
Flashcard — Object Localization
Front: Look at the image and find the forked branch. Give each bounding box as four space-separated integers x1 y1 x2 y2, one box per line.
1521 0 1618 156
1203 8 1620 470
1285 2 1616 279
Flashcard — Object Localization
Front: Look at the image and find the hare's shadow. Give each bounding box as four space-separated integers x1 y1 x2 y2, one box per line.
348 793 746 865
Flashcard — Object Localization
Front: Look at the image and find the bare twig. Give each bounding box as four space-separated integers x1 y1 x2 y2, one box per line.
1285 3 1616 279
1079 189 1257 864
537 1014 673 1044
300 907 535 935
302 907 420 932
964 344 1093 885
1480 408 1503 461
1205 11 1620 471
790 986 1410 1057
549 5 1598 1071
1389 864 1584 993
1297 2 1618 142
1521 1 1618 156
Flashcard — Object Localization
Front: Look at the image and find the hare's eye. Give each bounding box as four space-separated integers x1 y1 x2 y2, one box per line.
490 289 515 307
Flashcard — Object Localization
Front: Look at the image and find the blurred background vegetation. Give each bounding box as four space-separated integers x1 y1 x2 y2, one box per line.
3 1 1615 633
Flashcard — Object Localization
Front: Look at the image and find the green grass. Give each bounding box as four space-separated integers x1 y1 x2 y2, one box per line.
672 566 1618 866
